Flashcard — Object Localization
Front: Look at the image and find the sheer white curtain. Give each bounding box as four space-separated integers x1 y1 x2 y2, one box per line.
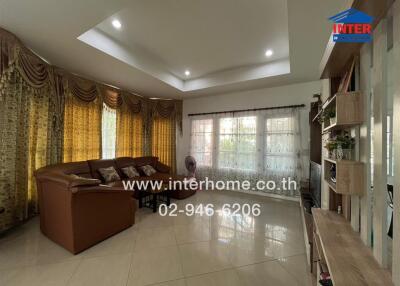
102 103 117 159
190 107 303 197
218 116 257 170
190 118 213 167
263 109 303 194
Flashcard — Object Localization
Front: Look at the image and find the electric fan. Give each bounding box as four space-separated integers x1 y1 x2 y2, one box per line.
185 156 197 178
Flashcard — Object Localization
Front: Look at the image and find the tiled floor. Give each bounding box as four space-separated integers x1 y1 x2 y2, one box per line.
0 190 312 286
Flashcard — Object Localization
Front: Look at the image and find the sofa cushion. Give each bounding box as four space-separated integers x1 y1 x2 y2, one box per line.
140 165 157 176
133 156 158 168
98 166 121 183
88 159 120 181
115 157 136 169
155 161 171 174
69 174 101 187
121 166 140 179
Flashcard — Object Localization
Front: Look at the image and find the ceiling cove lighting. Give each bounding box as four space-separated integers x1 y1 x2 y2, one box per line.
185 70 191 76
265 49 274 57
112 19 122 29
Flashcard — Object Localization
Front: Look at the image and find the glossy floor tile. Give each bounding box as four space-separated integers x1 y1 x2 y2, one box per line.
68 253 131 286
179 240 232 276
0 190 312 286
236 260 302 286
127 245 184 286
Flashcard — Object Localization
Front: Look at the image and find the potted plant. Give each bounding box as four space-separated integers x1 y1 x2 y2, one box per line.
318 108 336 126
335 134 355 160
326 108 336 126
324 140 338 159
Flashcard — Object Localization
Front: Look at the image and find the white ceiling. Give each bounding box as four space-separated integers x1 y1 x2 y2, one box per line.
95 0 289 79
0 0 347 98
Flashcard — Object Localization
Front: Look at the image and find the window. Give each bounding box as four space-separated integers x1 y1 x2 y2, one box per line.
190 119 213 167
218 116 257 170
102 103 116 159
188 108 302 196
265 116 297 175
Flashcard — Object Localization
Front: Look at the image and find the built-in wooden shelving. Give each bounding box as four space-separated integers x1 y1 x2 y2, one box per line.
312 209 393 286
322 91 364 133
323 158 365 196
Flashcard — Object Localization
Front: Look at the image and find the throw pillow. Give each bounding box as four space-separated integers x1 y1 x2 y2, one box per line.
121 166 140 178
140 165 157 176
98 166 121 183
69 174 101 187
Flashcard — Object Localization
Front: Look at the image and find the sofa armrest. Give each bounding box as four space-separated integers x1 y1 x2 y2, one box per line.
36 172 101 188
71 185 134 194
70 187 136 253
155 161 171 174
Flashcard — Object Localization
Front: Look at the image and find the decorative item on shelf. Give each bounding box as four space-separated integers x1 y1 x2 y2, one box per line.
336 134 355 160
324 140 337 159
319 271 332 286
330 164 336 183
324 134 355 160
318 108 336 125
336 144 344 160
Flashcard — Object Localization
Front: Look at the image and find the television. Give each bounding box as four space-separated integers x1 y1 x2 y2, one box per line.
309 161 321 208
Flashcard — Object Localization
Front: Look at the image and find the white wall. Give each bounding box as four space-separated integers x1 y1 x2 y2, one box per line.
176 80 322 175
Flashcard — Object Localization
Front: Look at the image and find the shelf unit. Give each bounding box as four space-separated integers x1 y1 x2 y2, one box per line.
312 209 393 286
323 158 365 196
321 91 364 133
319 88 365 222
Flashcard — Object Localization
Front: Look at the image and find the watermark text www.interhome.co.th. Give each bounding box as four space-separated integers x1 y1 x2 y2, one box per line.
122 177 297 192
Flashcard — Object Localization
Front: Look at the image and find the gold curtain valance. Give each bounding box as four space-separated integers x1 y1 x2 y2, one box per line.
122 91 143 114
150 99 183 133
0 28 50 88
68 76 98 102
0 27 183 133
152 100 176 118
16 49 49 89
99 86 123 109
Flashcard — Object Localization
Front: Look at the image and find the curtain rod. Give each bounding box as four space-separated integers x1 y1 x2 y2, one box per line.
187 104 306 117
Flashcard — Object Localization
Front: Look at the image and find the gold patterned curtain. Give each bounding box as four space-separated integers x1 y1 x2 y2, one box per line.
116 104 144 157
0 27 186 233
151 116 176 173
0 65 59 232
63 89 102 162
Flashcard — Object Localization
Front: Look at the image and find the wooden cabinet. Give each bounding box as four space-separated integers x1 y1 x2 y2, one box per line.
322 91 364 133
324 158 365 195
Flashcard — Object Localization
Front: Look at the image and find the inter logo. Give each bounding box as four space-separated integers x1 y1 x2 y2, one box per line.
329 8 374 43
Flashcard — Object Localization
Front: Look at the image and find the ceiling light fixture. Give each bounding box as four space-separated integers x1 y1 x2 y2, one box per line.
112 19 122 29
265 49 274 57
185 70 191 77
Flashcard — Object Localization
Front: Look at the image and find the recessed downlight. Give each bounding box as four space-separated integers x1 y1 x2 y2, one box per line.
185 70 191 77
265 49 274 57
112 19 122 29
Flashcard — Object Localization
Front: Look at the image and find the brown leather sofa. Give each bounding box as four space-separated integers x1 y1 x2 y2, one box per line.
34 156 196 254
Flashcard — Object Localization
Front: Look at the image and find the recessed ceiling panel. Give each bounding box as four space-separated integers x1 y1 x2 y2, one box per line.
79 0 290 91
